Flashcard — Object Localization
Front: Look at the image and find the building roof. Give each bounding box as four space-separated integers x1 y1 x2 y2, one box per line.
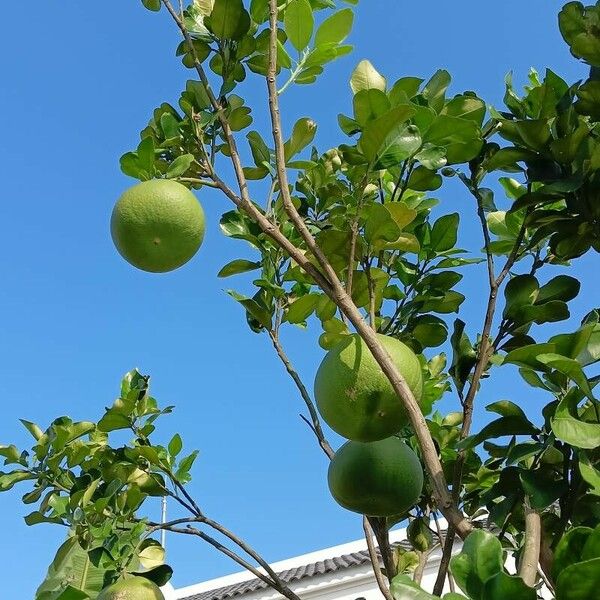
179 541 412 600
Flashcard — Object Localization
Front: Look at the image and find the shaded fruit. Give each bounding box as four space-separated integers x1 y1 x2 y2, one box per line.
314 333 423 442
97 576 164 600
328 436 424 517
111 179 205 273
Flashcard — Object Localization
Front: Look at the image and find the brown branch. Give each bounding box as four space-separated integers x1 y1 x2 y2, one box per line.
265 0 469 538
435 183 530 591
163 0 470 540
363 517 394 600
148 514 299 600
268 330 334 459
519 498 541 588
159 524 301 600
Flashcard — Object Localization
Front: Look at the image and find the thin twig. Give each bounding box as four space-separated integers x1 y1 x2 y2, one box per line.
268 330 334 459
363 517 394 600
160 525 301 600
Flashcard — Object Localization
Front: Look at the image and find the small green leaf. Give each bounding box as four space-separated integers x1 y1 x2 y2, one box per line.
208 0 251 40
390 574 437 600
284 293 320 324
551 390 600 449
166 154 195 178
284 118 317 161
284 0 314 52
314 9 354 46
350 59 386 94
227 290 272 329
580 452 600 496
430 213 459 252
168 434 183 457
450 530 503 600
142 0 161 11
218 259 261 278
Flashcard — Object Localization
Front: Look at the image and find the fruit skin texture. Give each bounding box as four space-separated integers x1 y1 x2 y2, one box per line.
97 576 165 600
314 333 423 442
328 436 424 517
111 179 205 273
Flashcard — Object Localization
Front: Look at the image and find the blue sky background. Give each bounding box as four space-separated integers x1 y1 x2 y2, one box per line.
0 1 597 597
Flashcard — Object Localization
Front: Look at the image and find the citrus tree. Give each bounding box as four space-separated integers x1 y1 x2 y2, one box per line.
2 1 600 599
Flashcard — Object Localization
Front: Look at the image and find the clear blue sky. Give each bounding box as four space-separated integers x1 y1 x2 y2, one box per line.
0 1 597 597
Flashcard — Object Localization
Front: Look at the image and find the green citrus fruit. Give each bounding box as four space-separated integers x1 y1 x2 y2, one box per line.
111 179 205 273
328 436 423 517
314 333 423 442
97 576 164 600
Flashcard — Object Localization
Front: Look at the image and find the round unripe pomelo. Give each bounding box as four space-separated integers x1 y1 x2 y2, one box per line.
111 179 205 273
328 436 423 517
97 576 165 600
314 333 423 442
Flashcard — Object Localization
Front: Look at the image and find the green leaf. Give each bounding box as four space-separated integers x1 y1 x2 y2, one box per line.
441 95 486 125
538 353 594 400
580 452 600 496
407 166 442 191
227 290 272 329
551 390 600 449
284 293 320 324
460 415 538 450
247 131 271 167
350 59 386 94
483 572 535 600
138 539 166 570
519 469 567 510
208 0 251 40
218 259 261 277
315 8 353 46
430 213 459 252
556 558 600 600
284 118 317 161
450 530 503 600
284 0 314 52
553 527 593 580
0 470 35 491
20 419 43 441
503 275 539 319
559 2 600 67
168 434 183 457
175 450 199 482
358 105 416 163
422 69 451 112
353 89 390 125
364 203 401 246
166 154 195 178
411 315 448 348
142 0 161 11
537 275 580 304
390 574 437 600
582 525 600 560
36 537 111 599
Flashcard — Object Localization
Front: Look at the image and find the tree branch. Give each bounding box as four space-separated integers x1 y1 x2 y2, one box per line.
163 0 470 540
363 517 394 600
268 330 335 459
157 524 301 600
265 0 469 537
519 498 541 588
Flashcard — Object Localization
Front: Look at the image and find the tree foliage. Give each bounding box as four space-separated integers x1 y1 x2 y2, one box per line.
2 1 600 599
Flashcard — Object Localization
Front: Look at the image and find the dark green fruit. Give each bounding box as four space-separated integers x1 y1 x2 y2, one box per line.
328 436 424 517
